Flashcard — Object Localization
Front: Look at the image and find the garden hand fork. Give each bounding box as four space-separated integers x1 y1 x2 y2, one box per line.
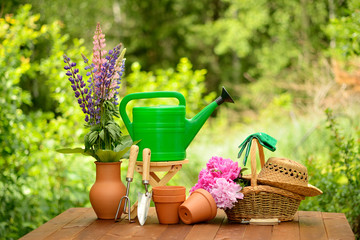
115 145 139 222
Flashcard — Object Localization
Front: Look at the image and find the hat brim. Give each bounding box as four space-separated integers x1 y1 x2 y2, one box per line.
241 174 322 197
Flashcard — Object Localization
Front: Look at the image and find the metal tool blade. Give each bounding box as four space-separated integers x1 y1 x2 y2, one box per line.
137 191 152 225
137 148 151 226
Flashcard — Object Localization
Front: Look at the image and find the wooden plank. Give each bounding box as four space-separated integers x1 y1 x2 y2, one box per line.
157 224 194 240
150 172 161 182
21 208 358 240
127 207 168 239
20 208 88 240
299 211 327 240
214 217 247 240
322 212 347 219
73 216 119 240
136 159 189 167
271 212 300 240
322 212 355 240
242 225 273 240
98 218 140 240
45 208 97 240
100 208 168 240
184 209 226 240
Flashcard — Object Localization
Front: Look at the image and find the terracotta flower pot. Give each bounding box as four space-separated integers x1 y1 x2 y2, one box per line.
89 161 126 219
178 188 217 224
152 191 186 224
152 186 186 196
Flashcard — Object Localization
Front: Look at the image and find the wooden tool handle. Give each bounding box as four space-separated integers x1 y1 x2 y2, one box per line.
127 145 139 179
142 148 151 182
250 138 266 187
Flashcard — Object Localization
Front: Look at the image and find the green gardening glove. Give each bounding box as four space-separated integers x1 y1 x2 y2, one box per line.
237 132 277 165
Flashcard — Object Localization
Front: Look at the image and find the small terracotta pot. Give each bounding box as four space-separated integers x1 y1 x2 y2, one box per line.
153 193 186 224
89 161 126 219
178 188 217 224
152 186 186 196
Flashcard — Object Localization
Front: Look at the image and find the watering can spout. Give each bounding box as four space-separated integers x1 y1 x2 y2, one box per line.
215 87 235 105
184 87 234 148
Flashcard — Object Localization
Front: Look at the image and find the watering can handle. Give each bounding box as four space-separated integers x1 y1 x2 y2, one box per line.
119 91 186 138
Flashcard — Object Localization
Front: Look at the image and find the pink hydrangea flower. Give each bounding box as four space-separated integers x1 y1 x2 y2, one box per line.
190 168 215 193
190 156 243 209
206 156 241 181
210 178 244 209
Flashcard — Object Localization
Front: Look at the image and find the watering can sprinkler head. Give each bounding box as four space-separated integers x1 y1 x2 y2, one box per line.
215 87 234 105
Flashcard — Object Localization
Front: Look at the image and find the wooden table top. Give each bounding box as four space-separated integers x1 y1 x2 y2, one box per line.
20 207 355 240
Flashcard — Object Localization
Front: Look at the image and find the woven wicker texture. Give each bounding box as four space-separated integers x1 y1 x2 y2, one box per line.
225 191 301 222
257 157 322 197
225 139 302 222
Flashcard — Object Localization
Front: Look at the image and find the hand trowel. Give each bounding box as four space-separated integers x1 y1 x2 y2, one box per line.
137 148 152 225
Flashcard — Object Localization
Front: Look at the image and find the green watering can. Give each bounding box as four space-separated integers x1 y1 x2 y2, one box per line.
119 87 234 161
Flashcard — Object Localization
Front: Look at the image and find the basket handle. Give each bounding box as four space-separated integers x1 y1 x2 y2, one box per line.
250 138 266 187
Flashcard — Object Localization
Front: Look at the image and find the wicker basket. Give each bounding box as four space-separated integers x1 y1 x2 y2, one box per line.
225 138 305 222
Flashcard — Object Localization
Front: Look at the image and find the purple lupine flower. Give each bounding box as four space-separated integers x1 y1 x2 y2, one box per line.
81 53 89 63
63 25 126 126
63 54 90 122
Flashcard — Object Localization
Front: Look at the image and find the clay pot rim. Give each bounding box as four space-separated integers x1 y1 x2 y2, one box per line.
94 161 122 165
192 189 217 220
153 194 186 203
152 186 186 196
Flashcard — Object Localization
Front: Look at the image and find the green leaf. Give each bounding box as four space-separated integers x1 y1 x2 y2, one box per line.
114 135 141 159
88 131 99 145
90 124 101 132
99 129 105 141
56 148 99 161
56 148 87 154
112 108 120 118
114 135 133 151
95 149 124 162
56 137 140 162
106 123 121 141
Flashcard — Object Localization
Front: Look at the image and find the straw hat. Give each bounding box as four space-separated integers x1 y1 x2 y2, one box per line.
243 157 322 197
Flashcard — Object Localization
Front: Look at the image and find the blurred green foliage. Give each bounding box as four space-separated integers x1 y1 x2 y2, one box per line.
1 0 360 239
326 0 360 58
0 5 92 239
6 0 345 96
301 109 360 236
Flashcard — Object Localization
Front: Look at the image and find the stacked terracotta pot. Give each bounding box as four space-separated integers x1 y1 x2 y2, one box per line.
152 186 186 224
